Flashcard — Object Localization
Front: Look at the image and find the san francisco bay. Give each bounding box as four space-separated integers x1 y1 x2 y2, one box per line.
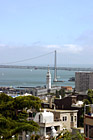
0 68 75 87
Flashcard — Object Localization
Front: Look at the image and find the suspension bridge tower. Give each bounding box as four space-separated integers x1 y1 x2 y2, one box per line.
53 50 57 82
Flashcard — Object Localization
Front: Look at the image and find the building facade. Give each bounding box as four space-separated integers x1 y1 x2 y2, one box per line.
34 109 78 138
75 72 93 92
46 66 51 90
84 104 93 140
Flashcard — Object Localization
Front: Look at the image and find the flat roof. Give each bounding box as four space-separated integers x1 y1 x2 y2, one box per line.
75 71 93 73
42 108 78 113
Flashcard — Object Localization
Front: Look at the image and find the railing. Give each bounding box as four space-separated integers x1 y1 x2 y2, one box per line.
54 119 61 121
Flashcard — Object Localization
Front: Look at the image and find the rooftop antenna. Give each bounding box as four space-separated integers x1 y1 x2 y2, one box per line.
54 50 57 82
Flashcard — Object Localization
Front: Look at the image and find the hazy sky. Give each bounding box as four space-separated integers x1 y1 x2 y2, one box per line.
0 0 93 66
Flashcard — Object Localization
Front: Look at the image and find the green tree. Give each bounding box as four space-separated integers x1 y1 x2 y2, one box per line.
83 89 93 105
56 130 85 140
0 93 41 139
79 89 93 127
56 89 66 99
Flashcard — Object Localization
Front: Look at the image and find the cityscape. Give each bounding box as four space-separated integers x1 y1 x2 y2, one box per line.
0 0 93 140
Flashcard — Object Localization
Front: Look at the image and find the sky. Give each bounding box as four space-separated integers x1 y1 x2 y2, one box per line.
0 0 93 66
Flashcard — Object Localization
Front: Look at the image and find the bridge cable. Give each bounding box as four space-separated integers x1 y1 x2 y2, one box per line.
2 51 54 65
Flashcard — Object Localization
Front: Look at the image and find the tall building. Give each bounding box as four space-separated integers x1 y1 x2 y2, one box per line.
75 72 93 92
46 66 51 90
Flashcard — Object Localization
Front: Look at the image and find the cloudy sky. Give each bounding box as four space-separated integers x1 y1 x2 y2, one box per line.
0 0 93 66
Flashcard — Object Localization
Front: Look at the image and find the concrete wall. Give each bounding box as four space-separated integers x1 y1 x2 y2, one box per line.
75 72 93 92
59 112 77 130
51 110 77 131
84 115 93 126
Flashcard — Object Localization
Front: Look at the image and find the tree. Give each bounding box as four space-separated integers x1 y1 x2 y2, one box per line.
79 89 93 127
56 89 66 99
83 89 93 105
55 130 85 140
0 115 39 139
0 93 41 139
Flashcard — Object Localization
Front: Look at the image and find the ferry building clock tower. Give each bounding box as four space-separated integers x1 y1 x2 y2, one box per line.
46 66 51 90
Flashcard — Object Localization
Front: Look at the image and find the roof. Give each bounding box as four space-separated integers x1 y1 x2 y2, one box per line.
42 108 78 113
41 110 53 116
76 71 93 73
61 86 72 88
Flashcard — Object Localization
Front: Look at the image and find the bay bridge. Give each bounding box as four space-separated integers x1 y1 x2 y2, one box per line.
1 50 93 71
0 50 93 82
0 64 93 71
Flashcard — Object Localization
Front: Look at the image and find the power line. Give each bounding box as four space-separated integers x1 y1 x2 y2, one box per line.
2 51 54 65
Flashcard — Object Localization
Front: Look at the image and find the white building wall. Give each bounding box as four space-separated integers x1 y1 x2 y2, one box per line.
34 110 54 123
46 68 51 90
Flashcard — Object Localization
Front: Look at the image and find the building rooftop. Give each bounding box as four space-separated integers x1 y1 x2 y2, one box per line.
42 108 78 113
76 71 93 73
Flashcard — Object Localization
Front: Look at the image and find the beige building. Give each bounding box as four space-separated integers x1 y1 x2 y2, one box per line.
34 109 78 138
50 109 78 130
18 109 78 140
61 86 73 92
28 86 61 96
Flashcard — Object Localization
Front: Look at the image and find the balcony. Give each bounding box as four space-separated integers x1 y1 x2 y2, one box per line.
84 104 93 117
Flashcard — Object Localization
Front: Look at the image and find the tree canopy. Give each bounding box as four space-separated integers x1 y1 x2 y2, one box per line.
0 93 41 139
83 89 93 105
55 130 85 140
79 89 93 127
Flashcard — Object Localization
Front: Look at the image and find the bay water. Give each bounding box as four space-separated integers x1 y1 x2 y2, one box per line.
0 68 75 88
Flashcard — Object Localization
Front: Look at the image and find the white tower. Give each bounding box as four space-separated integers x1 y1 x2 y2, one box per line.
46 66 51 90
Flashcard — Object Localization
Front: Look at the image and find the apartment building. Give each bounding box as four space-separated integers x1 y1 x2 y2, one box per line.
75 72 93 92
18 109 78 140
34 109 78 138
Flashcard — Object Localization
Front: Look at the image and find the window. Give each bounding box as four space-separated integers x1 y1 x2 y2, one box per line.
85 124 88 137
74 116 77 121
63 116 65 121
65 116 67 121
39 115 40 122
62 105 64 109
71 116 73 122
63 116 67 121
